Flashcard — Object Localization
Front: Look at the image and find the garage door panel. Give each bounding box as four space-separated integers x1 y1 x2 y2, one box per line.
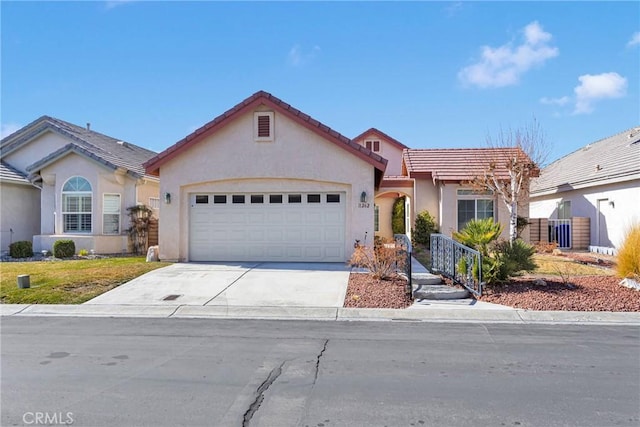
190 192 346 262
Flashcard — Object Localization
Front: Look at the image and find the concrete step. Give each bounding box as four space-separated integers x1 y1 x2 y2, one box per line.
412 284 470 300
411 272 442 286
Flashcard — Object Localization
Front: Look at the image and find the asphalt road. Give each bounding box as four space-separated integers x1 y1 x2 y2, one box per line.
1 317 638 427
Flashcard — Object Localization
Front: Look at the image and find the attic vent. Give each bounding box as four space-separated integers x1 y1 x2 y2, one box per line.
116 141 125 146
595 164 602 172
582 144 592 151
254 112 274 142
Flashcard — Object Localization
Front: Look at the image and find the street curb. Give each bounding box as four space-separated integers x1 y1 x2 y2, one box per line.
2 304 639 325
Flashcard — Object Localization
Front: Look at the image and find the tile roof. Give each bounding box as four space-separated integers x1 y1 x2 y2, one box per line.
403 147 534 182
0 116 157 179
144 91 388 179
0 161 30 184
352 128 409 149
531 126 640 195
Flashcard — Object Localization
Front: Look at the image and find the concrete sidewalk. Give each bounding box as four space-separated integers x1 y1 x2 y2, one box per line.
2 303 639 325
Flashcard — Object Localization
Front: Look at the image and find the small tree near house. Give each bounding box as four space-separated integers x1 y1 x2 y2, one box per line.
471 119 547 243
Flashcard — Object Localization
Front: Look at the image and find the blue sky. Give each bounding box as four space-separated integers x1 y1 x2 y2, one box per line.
2 1 638 164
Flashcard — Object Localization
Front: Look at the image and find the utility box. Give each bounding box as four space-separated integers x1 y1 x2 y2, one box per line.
17 275 30 289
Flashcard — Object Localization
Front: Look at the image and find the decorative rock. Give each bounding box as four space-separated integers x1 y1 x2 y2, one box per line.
146 245 159 262
620 278 640 291
534 278 547 287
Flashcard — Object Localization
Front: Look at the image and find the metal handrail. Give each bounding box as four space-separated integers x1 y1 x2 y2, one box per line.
393 234 412 296
430 233 483 296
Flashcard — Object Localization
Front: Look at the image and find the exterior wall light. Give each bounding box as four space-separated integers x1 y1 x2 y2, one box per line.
164 192 171 204
609 200 615 208
360 191 368 203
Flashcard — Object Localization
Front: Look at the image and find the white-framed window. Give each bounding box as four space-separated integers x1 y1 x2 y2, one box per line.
103 194 121 235
254 112 274 142
149 197 160 209
374 204 380 232
62 176 92 233
365 140 380 152
456 189 494 231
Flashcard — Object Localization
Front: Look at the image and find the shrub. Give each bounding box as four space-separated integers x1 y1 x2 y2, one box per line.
453 219 535 285
452 218 503 256
391 197 405 234
412 210 438 248
9 241 33 258
534 241 558 254
53 240 76 258
78 249 89 256
349 238 406 280
616 224 640 280
492 239 537 281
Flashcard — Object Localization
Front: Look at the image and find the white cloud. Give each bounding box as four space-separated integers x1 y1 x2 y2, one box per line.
458 21 559 88
573 72 627 114
444 2 463 17
1 123 22 139
627 31 640 47
287 44 321 67
539 96 570 106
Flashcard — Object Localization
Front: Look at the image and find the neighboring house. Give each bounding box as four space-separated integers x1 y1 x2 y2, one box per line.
145 91 533 263
0 116 159 254
530 126 640 253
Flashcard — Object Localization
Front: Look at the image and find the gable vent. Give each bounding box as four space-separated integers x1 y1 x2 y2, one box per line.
254 112 274 141
257 115 270 138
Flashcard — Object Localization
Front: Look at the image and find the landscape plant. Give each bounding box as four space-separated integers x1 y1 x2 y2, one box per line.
9 240 33 258
453 218 536 285
350 238 406 280
412 210 438 248
616 223 640 280
127 204 153 255
391 197 405 234
53 240 75 258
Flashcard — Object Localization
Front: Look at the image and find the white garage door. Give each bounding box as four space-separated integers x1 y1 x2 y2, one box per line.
189 192 346 262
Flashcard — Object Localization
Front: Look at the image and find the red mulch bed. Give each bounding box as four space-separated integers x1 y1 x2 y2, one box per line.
344 273 412 309
478 275 640 312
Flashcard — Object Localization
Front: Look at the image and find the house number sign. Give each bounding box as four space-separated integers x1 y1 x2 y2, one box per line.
358 202 370 208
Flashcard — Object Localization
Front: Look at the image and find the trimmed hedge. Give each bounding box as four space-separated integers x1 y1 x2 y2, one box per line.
9 240 33 258
53 240 76 258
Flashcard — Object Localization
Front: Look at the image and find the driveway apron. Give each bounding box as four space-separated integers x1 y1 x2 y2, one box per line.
84 262 350 308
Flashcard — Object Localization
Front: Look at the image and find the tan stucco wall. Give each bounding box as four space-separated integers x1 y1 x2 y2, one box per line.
157 108 376 262
0 182 40 253
355 133 404 176
136 179 161 218
34 153 141 253
3 131 69 173
374 194 397 240
413 179 439 231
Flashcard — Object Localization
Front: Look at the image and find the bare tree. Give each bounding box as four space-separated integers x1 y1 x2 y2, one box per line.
472 119 548 243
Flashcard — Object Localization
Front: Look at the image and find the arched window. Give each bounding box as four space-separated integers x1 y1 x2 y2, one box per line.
62 177 92 233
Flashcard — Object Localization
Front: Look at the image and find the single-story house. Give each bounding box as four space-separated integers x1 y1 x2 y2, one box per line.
530 126 640 254
145 91 534 262
0 116 159 255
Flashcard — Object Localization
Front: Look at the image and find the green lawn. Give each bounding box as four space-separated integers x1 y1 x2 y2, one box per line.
1 257 172 304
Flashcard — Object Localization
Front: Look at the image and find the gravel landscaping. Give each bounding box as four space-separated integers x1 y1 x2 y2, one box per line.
344 273 412 309
345 265 640 312
479 275 640 312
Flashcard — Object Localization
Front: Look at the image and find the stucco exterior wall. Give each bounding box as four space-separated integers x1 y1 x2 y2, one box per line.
355 133 404 176
33 153 139 253
3 131 70 173
157 109 376 262
530 179 640 248
0 182 40 253
136 179 161 218
413 179 439 230
374 193 400 240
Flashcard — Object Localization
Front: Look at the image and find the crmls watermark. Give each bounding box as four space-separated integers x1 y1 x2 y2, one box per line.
22 412 74 425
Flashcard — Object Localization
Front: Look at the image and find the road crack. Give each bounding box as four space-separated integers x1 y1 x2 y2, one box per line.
242 361 285 427
313 339 329 384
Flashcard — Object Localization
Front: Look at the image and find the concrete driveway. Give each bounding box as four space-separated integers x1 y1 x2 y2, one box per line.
85 262 350 308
